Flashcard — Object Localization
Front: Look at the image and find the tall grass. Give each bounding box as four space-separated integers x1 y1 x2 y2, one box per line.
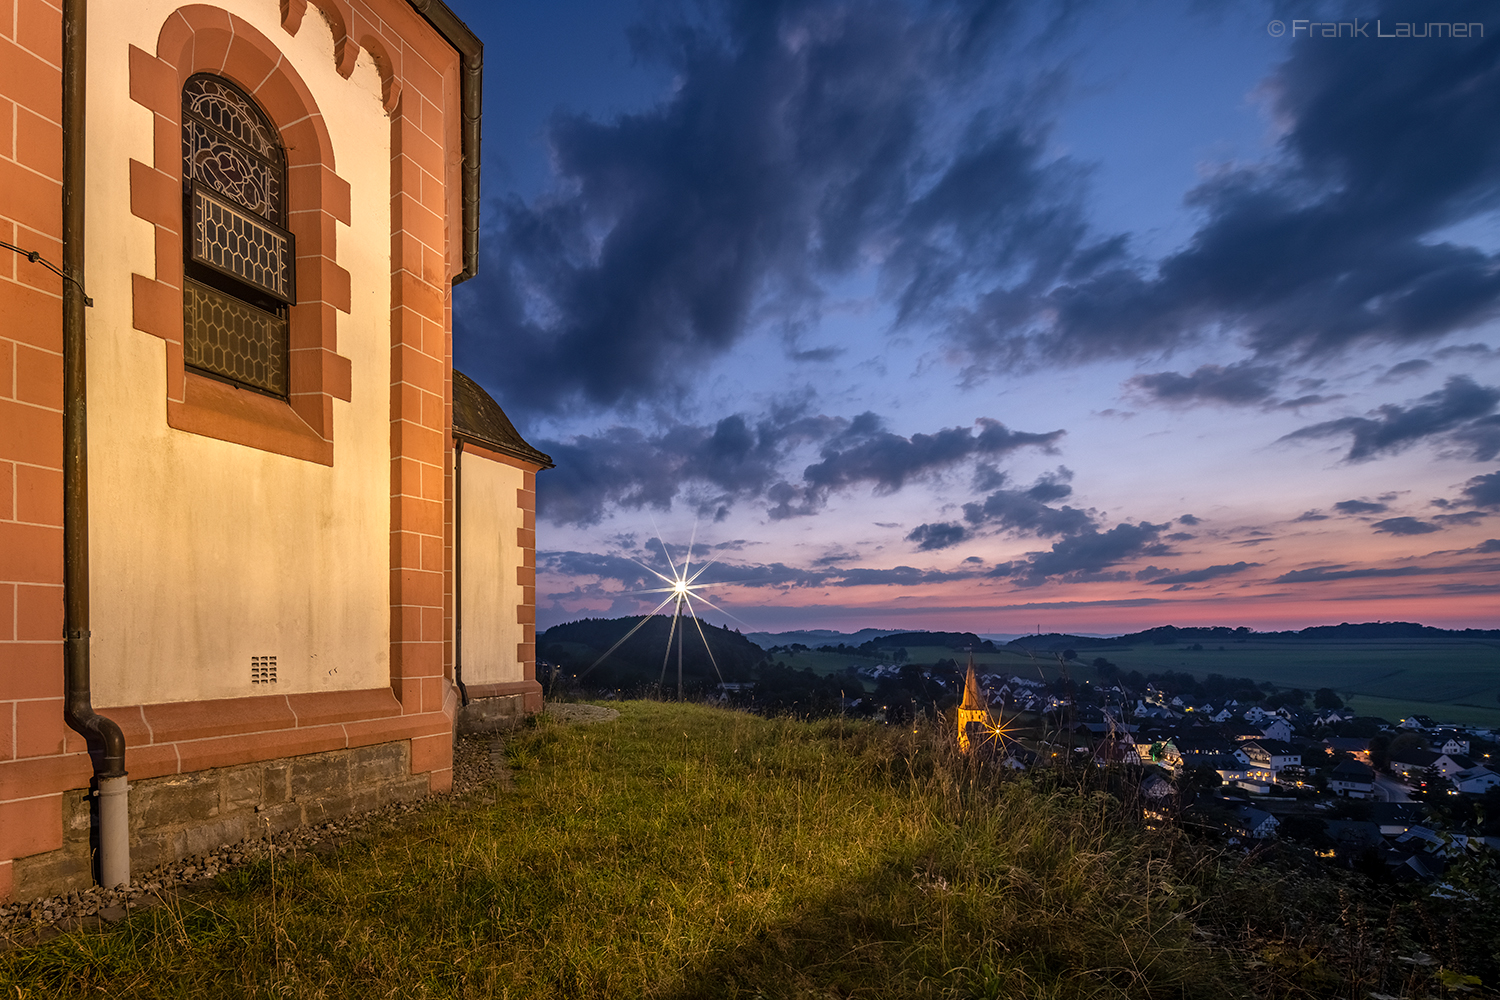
1 702 1231 999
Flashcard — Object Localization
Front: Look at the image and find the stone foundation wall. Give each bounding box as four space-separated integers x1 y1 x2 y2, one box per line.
455 693 531 735
12 740 430 901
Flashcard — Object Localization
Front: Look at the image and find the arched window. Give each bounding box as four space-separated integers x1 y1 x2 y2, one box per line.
181 75 295 397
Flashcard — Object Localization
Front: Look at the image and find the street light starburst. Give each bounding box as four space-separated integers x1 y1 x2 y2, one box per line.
579 522 740 699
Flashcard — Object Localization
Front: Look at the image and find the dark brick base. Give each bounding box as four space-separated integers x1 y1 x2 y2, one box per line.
11 741 429 901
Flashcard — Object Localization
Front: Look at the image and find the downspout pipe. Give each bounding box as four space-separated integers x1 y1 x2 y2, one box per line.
61 0 129 890
404 0 481 282
453 440 469 707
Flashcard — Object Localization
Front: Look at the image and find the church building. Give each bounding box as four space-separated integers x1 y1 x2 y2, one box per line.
0 0 548 902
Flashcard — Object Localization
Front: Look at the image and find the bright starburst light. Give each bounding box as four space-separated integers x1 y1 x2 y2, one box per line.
581 523 740 699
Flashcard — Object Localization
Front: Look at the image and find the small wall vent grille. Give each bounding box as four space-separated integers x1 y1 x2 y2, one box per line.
251 655 278 685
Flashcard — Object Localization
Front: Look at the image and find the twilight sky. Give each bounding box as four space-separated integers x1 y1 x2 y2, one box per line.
446 0 1500 635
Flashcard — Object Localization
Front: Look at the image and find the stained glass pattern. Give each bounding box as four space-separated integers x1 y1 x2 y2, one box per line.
182 76 284 223
191 187 294 303
183 279 288 396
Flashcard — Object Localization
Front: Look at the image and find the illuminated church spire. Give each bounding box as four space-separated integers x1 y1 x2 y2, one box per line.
956 654 990 754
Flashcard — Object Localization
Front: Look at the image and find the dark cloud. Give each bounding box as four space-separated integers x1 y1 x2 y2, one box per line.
801 415 1062 494
957 467 1095 540
538 406 1058 525
1333 499 1387 515
1372 516 1441 536
1381 359 1433 381
1128 362 1281 407
1273 562 1493 584
1145 562 1259 586
1278 376 1500 462
1433 511 1488 527
954 0 1500 367
1449 415 1500 462
1004 521 1172 587
456 0 1093 414
1476 539 1500 553
1293 510 1329 522
906 521 971 551
1461 470 1500 507
541 548 981 592
1176 514 1200 525
1166 532 1195 541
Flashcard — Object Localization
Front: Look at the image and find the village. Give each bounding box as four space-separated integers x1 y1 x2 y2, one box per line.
835 654 1500 884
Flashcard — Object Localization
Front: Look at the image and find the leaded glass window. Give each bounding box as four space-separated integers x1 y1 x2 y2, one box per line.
182 75 293 397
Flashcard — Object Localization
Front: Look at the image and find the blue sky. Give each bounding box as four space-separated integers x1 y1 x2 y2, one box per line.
447 0 1500 634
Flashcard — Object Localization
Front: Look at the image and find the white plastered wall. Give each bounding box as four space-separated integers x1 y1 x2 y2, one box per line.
460 452 525 686
85 1 394 705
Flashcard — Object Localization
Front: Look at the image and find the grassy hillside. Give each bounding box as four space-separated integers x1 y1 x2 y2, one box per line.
5 702 1497 998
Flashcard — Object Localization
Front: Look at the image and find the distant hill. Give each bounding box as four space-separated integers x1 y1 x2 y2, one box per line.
1007 621 1500 652
745 628 903 648
855 631 991 654
541 615 766 690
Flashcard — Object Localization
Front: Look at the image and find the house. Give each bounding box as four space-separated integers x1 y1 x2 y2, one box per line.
1322 736 1372 762
1220 720 1264 741
1328 760 1376 798
1433 753 1478 779
0 0 549 904
1199 753 1250 784
1452 767 1500 795
1388 748 1441 780
1235 806 1279 839
1257 719 1294 743
1369 802 1424 836
1236 741 1300 783
1438 735 1472 757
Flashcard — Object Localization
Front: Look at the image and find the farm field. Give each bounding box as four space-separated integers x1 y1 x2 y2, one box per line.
1091 638 1500 727
775 637 1500 729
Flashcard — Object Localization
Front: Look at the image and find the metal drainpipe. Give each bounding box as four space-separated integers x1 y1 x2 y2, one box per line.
453 440 469 707
60 0 129 891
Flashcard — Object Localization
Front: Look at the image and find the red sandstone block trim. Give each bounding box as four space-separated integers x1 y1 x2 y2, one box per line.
0 753 91 801
130 274 180 342
462 679 542 702
168 373 334 466
327 350 352 402
128 158 177 230
409 732 449 774
125 742 183 782
341 712 449 748
0 794 62 860
285 687 402 727
128 44 176 118
0 644 63 700
141 695 297 744
175 723 348 774
0 860 11 905
427 768 452 794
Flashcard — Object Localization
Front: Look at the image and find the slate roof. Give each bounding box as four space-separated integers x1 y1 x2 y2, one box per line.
452 369 554 468
1390 748 1440 768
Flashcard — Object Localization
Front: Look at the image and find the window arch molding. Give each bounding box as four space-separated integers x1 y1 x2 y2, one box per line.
128 7 355 466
